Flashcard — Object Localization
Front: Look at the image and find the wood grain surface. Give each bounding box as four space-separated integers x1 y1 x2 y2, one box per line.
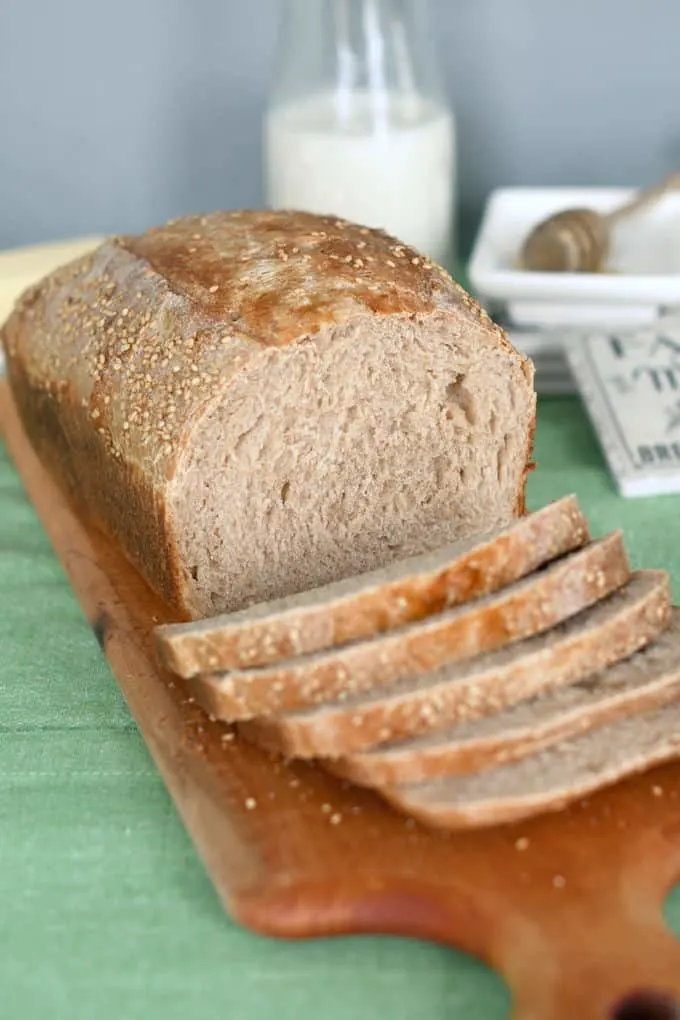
3 377 680 1020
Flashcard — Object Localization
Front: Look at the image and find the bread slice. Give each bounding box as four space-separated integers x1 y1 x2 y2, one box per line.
381 613 680 830
336 584 674 785
242 570 668 757
155 496 588 676
194 532 630 722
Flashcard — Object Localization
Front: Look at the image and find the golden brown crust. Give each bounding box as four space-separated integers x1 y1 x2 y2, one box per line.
1 210 535 614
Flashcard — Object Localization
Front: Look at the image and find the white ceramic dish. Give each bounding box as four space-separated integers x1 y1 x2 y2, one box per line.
469 187 680 323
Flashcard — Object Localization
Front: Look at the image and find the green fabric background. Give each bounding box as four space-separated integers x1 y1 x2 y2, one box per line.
2 396 680 1020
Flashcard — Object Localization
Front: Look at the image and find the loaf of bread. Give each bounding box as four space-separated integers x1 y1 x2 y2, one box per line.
1 211 536 618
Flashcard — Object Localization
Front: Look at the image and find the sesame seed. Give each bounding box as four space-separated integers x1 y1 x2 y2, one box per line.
209 284 219 293
515 837 529 851
652 785 664 797
329 813 342 825
552 875 566 889
321 803 332 814
245 797 257 810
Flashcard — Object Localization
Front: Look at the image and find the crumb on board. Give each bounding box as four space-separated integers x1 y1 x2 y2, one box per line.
245 797 257 810
515 837 530 852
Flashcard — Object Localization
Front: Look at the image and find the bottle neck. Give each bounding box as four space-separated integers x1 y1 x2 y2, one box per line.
270 0 446 122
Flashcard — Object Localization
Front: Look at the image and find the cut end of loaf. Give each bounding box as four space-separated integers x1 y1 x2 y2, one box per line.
172 312 534 618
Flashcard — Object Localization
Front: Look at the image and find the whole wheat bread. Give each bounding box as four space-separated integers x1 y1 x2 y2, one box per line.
1 211 535 619
382 634 680 830
155 496 587 676
242 570 668 757
196 532 630 721
335 588 675 785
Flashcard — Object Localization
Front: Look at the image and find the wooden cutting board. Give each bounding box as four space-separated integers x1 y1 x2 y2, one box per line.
3 378 680 1020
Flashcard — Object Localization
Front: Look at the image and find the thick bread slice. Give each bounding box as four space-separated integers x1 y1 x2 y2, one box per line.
2 211 535 619
195 532 630 722
243 570 668 756
336 582 674 785
382 622 680 830
156 496 588 676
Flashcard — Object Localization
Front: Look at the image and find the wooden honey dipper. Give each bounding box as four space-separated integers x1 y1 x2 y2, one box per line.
519 172 680 273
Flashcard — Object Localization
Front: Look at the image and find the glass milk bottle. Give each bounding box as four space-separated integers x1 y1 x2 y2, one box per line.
264 0 456 268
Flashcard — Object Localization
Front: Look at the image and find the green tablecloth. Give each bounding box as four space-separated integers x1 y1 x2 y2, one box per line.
2 396 680 1020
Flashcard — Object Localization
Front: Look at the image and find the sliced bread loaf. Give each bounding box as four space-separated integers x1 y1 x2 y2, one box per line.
242 570 668 757
155 496 588 676
335 592 676 785
194 532 630 721
3 211 535 619
381 619 680 830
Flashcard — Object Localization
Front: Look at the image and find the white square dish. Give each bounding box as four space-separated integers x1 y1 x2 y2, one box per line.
468 187 680 324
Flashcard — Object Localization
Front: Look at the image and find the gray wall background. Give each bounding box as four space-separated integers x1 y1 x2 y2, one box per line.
1 0 679 255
